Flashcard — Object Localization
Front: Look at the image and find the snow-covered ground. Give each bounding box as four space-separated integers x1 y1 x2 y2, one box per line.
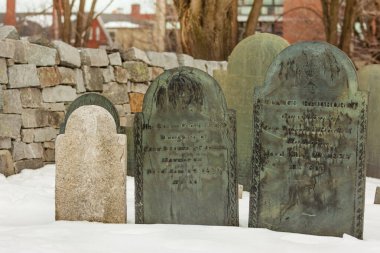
0 165 379 253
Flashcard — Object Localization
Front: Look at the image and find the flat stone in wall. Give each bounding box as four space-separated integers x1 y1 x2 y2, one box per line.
146 51 178 69
75 69 85 93
58 67 76 85
21 109 48 128
80 48 109 67
38 67 61 87
0 40 15 58
129 82 148 94
0 150 14 176
193 59 207 72
121 47 150 64
43 142 55 149
8 39 28 64
42 85 77 103
47 111 65 128
149 66 164 81
122 61 149 82
0 114 22 139
8 64 40 88
0 58 8 84
53 40 81 68
20 88 42 108
0 26 19 40
21 129 34 143
108 52 122 66
0 137 11 149
103 82 129 105
0 86 3 111
128 92 144 113
82 66 104 91
12 142 43 161
14 158 43 173
22 127 58 143
33 127 59 142
42 102 66 112
3 89 22 114
114 66 128 83
102 66 115 83
6 58 14 66
177 54 194 66
43 148 55 162
27 44 58 66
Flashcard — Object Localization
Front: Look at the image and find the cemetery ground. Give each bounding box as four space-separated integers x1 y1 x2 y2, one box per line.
0 165 379 253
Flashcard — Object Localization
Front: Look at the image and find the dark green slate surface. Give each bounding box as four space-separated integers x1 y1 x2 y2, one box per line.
248 42 367 239
135 66 238 226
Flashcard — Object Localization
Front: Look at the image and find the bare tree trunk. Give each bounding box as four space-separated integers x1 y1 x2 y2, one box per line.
83 0 97 46
320 0 339 45
230 0 238 50
62 0 72 43
340 0 357 55
54 0 64 40
243 0 263 38
75 0 86 47
174 0 238 61
154 0 166 51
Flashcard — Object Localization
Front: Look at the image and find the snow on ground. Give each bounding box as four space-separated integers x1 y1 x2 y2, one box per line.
0 165 379 253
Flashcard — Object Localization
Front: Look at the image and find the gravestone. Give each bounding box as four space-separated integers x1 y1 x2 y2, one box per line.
248 42 367 239
135 66 238 226
215 33 289 189
358 65 380 178
56 93 127 223
375 187 380 204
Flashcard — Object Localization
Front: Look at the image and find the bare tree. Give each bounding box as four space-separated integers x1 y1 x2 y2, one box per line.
173 0 238 60
243 0 263 38
53 0 112 47
173 0 266 60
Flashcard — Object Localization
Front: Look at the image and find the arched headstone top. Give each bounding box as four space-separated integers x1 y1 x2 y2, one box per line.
65 105 117 135
358 64 380 93
228 33 289 78
60 93 123 134
142 66 228 119
260 41 358 99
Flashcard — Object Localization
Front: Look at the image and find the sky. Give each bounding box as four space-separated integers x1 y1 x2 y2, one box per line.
0 0 155 14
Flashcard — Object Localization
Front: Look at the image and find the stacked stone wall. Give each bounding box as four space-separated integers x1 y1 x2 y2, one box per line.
0 26 227 176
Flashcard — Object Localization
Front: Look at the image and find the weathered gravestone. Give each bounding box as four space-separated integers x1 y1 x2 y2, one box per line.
358 65 380 178
248 42 367 239
56 93 127 223
375 187 380 204
214 33 289 189
135 66 238 225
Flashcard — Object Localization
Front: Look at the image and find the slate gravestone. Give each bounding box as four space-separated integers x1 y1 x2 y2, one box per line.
248 42 367 239
215 33 289 189
135 66 238 226
358 65 380 178
375 187 380 204
56 93 127 223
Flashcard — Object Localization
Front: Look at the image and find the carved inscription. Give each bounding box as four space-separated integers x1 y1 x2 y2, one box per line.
142 122 227 186
249 42 367 239
135 67 238 226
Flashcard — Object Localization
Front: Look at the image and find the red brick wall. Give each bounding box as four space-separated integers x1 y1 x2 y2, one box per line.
283 0 325 44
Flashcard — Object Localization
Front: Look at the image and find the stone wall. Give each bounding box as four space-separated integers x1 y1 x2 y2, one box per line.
0 26 227 177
